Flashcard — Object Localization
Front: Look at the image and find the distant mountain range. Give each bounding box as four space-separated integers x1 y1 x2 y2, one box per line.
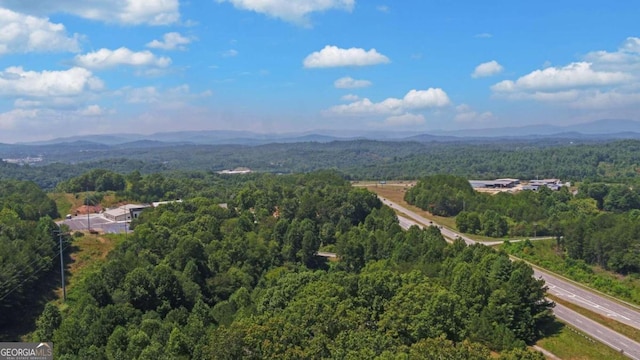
16 119 640 146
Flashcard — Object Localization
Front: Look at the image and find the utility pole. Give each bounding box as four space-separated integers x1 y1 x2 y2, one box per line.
124 206 128 237
55 228 66 301
86 191 91 232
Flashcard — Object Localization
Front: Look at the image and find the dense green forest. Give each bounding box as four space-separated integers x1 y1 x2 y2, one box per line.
3 139 640 189
18 171 550 359
0 181 64 330
406 175 640 277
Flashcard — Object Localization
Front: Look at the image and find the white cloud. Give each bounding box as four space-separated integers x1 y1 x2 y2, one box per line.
146 32 192 51
334 76 372 89
491 37 640 114
327 88 450 116
222 49 239 57
403 89 451 108
584 37 640 72
0 8 80 55
492 62 631 92
304 45 390 68
622 37 640 53
0 0 180 25
341 94 359 101
77 104 106 116
14 97 82 109
454 104 493 123
472 60 503 78
0 66 103 97
567 90 640 110
376 5 389 13
474 33 492 38
75 47 171 70
217 0 354 26
0 108 37 130
385 113 424 126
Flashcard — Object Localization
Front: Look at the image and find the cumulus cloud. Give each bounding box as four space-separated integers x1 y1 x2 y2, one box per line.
327 88 450 116
146 32 192 51
334 76 372 89
385 113 425 126
75 47 171 70
472 60 503 78
0 0 180 25
584 36 640 72
77 104 106 116
454 104 493 123
304 45 390 68
568 90 640 109
0 66 103 97
491 37 640 115
621 37 640 53
217 0 354 26
492 62 630 92
0 108 37 130
0 8 80 55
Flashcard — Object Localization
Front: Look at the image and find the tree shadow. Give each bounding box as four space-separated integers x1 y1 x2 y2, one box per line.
0 268 59 341
539 318 565 338
0 242 78 341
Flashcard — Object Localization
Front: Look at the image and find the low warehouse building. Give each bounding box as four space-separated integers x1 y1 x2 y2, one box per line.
104 204 149 222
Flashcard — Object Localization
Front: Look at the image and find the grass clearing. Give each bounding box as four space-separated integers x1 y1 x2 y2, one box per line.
48 192 77 219
537 320 628 360
55 233 123 302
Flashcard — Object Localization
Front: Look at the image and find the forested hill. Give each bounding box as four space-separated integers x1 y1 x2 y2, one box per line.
29 172 550 359
2 139 640 189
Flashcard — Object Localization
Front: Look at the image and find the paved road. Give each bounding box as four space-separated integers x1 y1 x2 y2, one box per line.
389 198 640 331
382 197 640 357
554 303 640 359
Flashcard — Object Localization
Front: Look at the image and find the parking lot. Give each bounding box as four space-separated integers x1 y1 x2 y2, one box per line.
61 214 129 234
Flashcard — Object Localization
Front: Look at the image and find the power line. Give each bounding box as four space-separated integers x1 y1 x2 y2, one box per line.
0 241 72 303
0 236 59 290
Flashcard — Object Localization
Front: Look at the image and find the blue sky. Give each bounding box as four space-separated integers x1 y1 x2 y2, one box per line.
0 0 638 143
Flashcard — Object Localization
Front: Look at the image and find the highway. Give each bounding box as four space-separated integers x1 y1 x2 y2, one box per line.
382 197 640 357
554 303 640 359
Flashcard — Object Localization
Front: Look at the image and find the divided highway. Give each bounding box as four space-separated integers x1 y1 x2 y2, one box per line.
382 197 640 358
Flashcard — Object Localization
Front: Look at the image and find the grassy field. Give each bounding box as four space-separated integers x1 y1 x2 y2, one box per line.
59 233 122 300
48 192 76 219
537 321 628 360
48 233 124 317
